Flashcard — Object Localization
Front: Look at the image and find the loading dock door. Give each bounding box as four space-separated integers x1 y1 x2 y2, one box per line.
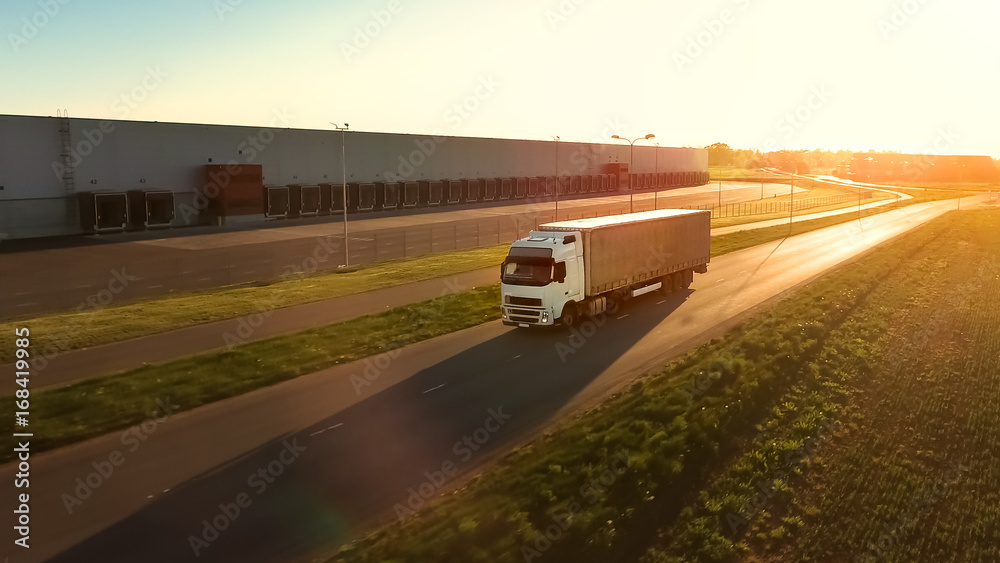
403 182 419 207
358 183 376 211
501 178 514 200
265 186 289 218
297 185 321 216
79 192 129 233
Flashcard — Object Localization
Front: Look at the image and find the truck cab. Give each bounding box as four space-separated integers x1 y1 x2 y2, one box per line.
500 230 584 327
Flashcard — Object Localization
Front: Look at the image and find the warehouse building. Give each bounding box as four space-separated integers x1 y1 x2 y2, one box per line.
0 114 708 241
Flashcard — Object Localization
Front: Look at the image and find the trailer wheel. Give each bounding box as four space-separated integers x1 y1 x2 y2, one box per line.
657 276 669 293
672 273 683 292
560 303 579 328
682 269 693 289
606 294 620 315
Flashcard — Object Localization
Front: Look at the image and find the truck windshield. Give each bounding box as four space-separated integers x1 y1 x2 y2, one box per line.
502 247 554 287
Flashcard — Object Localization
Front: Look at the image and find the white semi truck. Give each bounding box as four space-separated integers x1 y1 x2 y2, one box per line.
500 209 711 327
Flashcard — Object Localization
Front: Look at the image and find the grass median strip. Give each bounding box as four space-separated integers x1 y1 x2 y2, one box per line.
323 210 995 563
710 203 899 256
0 243 511 363
708 191 895 230
0 284 502 461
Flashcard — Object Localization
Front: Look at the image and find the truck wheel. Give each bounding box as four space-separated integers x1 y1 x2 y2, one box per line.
606 294 619 315
657 276 668 293
560 303 578 328
671 273 683 292
682 269 692 289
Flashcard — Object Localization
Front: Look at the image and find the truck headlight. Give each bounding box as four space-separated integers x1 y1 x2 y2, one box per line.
502 308 508 319
541 310 550 323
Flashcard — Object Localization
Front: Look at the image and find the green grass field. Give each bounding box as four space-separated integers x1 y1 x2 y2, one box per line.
321 209 1000 563
663 211 1000 562
648 209 1000 562
709 168 778 179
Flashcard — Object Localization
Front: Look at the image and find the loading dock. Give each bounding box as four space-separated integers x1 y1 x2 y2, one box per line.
514 177 527 199
265 186 289 218
402 182 419 207
127 190 174 229
465 179 481 203
79 192 129 233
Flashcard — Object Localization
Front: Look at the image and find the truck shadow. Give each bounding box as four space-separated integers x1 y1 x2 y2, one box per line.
50 288 693 563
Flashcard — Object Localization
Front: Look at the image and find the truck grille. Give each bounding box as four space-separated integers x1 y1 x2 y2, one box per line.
506 296 543 306
504 305 544 324
508 308 539 317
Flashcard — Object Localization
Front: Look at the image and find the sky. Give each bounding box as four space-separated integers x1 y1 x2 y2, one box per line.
2 0 999 157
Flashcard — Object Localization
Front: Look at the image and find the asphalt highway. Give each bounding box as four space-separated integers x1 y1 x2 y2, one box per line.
1 196 978 563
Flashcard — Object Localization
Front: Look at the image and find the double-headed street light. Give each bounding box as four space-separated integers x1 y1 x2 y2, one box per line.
611 133 655 213
331 122 350 266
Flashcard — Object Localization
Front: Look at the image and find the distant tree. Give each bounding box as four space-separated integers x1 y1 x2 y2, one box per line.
706 143 734 167
732 149 760 170
765 150 811 174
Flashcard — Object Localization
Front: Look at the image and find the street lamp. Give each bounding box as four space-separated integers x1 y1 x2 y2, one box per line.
789 179 794 230
654 142 660 210
552 136 560 221
611 133 655 213
331 122 350 266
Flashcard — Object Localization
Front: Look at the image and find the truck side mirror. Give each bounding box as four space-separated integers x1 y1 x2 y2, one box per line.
499 262 506 281
553 262 567 283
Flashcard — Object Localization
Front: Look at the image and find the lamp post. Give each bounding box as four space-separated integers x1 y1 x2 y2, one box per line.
611 133 655 213
552 136 560 221
654 142 659 210
789 179 794 230
331 123 350 266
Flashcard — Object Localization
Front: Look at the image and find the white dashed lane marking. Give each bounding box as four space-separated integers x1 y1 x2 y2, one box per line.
309 423 344 437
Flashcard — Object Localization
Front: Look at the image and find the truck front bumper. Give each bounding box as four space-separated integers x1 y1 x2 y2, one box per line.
501 305 554 327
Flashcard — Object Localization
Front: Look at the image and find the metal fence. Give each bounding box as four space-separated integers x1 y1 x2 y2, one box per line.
684 193 872 219
347 193 876 262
